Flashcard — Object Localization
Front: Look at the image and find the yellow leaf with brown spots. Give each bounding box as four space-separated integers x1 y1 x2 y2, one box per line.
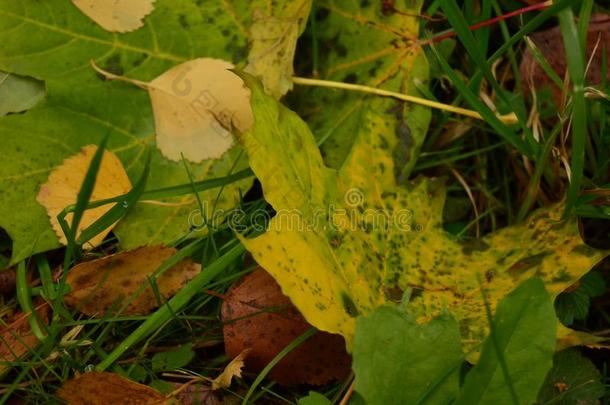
236 75 610 353
65 246 200 316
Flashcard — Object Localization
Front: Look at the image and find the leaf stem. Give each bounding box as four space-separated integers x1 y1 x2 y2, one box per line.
291 76 518 124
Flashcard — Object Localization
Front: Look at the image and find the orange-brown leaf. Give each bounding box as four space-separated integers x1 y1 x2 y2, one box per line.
65 246 200 316
57 372 166 405
221 269 351 386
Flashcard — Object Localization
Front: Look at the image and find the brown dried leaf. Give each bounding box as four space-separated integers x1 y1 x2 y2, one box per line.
65 246 200 316
0 304 49 375
57 372 166 405
221 269 351 386
36 145 132 249
71 0 156 33
521 14 610 106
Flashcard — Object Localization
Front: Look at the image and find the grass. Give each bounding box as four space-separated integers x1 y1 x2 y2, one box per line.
1 0 610 404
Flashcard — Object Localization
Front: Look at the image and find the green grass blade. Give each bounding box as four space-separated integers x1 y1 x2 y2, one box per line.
95 241 245 371
76 149 151 244
559 8 587 216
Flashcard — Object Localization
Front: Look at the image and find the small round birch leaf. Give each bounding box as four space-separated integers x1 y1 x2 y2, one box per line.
148 58 253 163
70 0 156 33
65 245 200 316
36 145 132 249
57 371 166 405
221 269 351 386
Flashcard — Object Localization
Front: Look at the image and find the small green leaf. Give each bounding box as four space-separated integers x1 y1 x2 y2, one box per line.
353 306 463 405
537 349 604 405
0 71 44 116
151 343 195 372
456 278 556 405
298 392 332 405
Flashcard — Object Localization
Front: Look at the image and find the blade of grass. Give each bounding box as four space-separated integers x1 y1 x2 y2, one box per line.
15 261 46 340
60 134 109 272
438 1 526 127
517 124 562 220
430 44 534 157
75 149 150 244
95 241 244 371
559 7 587 216
242 327 317 405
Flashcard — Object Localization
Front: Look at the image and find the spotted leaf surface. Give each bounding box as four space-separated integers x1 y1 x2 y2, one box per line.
237 76 609 352
293 0 430 179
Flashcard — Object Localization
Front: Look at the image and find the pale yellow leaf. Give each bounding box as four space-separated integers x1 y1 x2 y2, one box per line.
147 58 253 163
57 371 166 404
211 349 249 390
65 245 200 316
36 145 132 249
71 0 156 33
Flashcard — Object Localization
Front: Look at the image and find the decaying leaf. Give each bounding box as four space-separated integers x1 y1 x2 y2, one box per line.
211 349 249 390
236 76 610 353
36 145 132 248
0 71 45 116
221 269 351 386
245 0 312 99
521 14 610 106
65 245 200 316
57 371 166 405
0 304 48 375
71 0 156 33
147 58 253 162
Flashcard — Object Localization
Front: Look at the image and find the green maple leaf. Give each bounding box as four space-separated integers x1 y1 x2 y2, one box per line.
0 0 310 263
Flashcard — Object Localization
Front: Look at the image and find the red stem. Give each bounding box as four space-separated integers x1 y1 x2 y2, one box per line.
424 1 552 45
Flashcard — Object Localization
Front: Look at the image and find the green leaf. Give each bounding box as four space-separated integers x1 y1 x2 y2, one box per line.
455 278 556 405
0 0 306 263
537 349 604 405
353 306 463 405
237 76 609 352
0 71 44 116
151 343 195 372
294 0 431 179
298 392 332 405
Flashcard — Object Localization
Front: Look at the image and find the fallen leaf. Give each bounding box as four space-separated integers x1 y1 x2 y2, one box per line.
245 0 312 98
520 14 610 106
146 58 253 162
221 269 351 386
0 304 49 375
0 71 44 116
236 76 609 353
57 371 166 404
36 145 132 248
71 0 156 33
211 349 249 390
65 245 200 316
